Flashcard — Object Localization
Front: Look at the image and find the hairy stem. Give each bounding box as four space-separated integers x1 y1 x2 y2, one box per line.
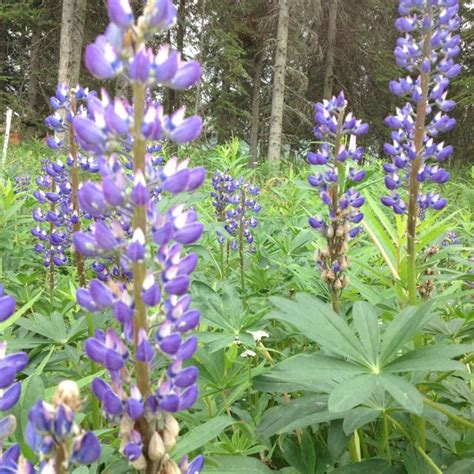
49 178 56 304
328 108 345 315
406 9 432 306
69 100 86 289
132 80 154 472
239 187 246 292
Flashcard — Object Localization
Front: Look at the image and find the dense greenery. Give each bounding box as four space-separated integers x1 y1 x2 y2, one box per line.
0 139 472 472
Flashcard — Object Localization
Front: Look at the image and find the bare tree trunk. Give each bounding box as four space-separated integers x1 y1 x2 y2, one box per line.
267 0 289 163
28 30 42 114
194 0 207 115
58 0 88 86
323 0 338 99
249 50 263 166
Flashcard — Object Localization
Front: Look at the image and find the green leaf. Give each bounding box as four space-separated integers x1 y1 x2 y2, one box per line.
0 290 43 332
172 416 234 460
332 459 398 473
379 374 423 414
328 374 377 413
379 302 434 364
343 407 381 435
256 354 365 393
352 302 380 365
268 294 370 366
384 344 472 373
203 456 273 473
258 394 330 437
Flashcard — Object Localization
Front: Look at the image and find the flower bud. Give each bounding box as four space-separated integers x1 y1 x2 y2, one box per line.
149 432 166 461
52 380 81 411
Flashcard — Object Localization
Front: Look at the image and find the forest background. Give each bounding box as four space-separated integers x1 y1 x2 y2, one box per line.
1 0 472 166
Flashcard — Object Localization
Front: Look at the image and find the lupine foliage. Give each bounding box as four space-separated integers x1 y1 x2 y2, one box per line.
0 0 472 473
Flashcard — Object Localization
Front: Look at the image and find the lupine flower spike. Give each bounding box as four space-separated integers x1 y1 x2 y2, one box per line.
211 172 260 284
307 91 368 314
26 380 101 472
74 1 205 472
0 285 34 473
383 0 461 304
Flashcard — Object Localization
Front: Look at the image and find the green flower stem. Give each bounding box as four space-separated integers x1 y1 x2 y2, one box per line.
348 429 362 462
239 186 246 293
388 415 442 474
383 412 392 464
49 178 56 304
423 397 474 429
328 108 345 315
132 76 154 473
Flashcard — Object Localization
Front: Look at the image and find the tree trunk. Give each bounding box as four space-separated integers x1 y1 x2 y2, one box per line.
58 0 88 86
28 29 42 116
323 0 338 99
267 0 289 162
194 0 207 115
168 0 186 114
249 50 263 166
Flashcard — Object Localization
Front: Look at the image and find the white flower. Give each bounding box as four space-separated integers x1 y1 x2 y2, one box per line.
240 350 257 359
247 330 269 343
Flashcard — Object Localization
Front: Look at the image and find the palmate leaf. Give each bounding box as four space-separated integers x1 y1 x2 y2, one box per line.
379 301 435 364
203 456 273 473
328 374 377 413
258 394 337 438
352 302 380 365
383 344 472 373
379 374 423 414
343 407 381 435
255 354 365 393
171 416 234 460
268 294 370 366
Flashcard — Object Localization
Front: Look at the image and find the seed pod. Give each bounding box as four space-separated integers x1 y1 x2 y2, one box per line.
120 414 134 436
162 428 177 451
336 226 344 237
162 459 180 474
131 455 147 471
333 279 342 290
53 380 81 411
343 222 351 233
327 226 334 238
149 431 166 461
327 269 336 281
341 242 349 253
164 414 180 439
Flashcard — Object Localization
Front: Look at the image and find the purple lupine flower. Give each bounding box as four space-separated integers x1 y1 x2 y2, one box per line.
307 92 368 305
219 177 260 254
382 0 461 215
26 381 101 469
74 1 206 471
0 288 33 472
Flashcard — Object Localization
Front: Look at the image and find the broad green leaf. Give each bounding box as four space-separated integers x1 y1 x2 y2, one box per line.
332 459 398 473
258 394 328 437
257 354 365 393
445 459 474 473
0 290 43 332
343 407 381 435
328 419 349 461
380 374 423 414
380 302 435 364
328 374 377 413
352 302 380 365
203 455 273 473
172 416 234 460
384 344 471 373
268 294 370 366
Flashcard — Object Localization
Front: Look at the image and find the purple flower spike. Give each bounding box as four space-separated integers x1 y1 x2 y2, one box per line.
383 0 460 217
73 3 206 470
